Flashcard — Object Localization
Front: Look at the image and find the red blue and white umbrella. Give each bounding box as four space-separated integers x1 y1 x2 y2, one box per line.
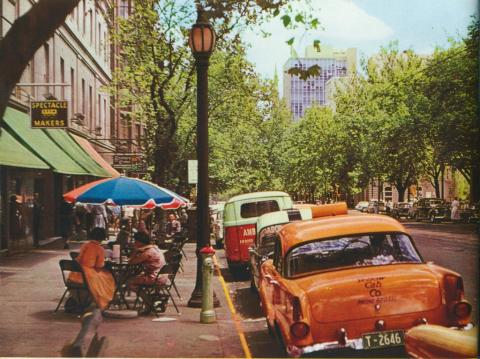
63 176 188 209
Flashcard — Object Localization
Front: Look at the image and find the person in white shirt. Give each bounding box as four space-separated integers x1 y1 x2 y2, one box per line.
450 197 460 222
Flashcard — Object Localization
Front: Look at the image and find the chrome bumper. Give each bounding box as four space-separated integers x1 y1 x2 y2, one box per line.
296 338 364 356
296 323 475 357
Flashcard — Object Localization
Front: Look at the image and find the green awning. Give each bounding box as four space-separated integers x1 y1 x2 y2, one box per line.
44 129 111 177
0 127 50 169
3 107 89 175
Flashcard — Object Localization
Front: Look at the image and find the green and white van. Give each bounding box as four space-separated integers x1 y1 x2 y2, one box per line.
223 191 293 273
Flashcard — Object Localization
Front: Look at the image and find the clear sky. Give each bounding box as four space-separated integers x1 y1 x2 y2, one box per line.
242 0 478 83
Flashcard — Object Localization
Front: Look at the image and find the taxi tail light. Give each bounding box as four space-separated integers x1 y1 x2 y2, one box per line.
291 296 302 322
290 322 309 339
453 301 472 320
444 275 464 302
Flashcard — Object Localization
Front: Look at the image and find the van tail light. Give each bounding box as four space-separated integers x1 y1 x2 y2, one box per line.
444 275 464 302
290 322 309 339
453 301 472 320
291 296 302 322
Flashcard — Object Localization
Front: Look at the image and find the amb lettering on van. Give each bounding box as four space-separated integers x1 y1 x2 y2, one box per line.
243 227 256 237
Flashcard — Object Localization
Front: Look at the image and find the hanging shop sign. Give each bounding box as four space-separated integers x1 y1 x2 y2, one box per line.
31 101 69 128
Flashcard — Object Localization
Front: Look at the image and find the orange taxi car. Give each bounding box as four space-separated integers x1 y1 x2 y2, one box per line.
258 202 473 357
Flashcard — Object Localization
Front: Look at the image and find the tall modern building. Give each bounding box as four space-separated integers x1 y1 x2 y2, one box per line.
283 45 356 120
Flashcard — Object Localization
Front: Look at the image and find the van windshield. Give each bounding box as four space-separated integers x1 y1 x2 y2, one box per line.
241 200 280 218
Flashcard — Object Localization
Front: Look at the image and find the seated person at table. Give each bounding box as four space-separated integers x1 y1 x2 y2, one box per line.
165 213 181 239
68 227 115 310
129 232 167 287
128 232 167 311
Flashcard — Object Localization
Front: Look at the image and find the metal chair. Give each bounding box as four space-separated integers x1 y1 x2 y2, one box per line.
134 262 181 316
55 259 90 312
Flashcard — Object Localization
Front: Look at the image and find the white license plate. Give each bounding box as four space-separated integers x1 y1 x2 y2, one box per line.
362 330 405 349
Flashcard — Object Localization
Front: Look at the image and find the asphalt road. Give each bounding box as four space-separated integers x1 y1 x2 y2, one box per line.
215 220 479 358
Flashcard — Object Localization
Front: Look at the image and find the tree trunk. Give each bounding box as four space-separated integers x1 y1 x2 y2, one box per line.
0 0 80 123
433 175 440 198
397 185 406 202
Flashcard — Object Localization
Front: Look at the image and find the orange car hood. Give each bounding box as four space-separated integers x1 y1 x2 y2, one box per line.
293 264 442 323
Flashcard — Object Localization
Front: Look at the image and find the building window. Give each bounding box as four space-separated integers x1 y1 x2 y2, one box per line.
60 58 65 99
81 78 85 116
89 10 93 44
384 186 393 202
89 85 93 129
82 0 86 35
98 23 102 55
15 0 20 18
71 68 75 113
103 98 107 134
97 94 101 127
44 44 50 82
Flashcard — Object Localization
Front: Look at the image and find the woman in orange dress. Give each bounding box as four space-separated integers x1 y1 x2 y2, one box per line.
69 227 115 310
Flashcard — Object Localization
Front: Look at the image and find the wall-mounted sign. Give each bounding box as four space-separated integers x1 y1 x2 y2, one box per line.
31 101 68 128
188 160 198 184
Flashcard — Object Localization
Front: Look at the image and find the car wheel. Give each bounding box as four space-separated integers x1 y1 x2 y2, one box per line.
274 322 288 356
266 319 275 337
250 274 258 293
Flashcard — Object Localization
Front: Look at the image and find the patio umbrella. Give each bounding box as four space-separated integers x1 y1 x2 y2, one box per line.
63 176 188 208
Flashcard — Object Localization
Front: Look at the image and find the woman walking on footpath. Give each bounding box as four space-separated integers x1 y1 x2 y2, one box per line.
450 197 460 223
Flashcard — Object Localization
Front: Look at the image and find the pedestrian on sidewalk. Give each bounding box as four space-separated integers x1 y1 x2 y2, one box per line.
165 213 181 239
60 199 74 249
32 193 43 247
451 197 460 223
92 204 108 229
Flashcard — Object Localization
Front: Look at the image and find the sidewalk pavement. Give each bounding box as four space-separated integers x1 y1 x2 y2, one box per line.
0 240 246 358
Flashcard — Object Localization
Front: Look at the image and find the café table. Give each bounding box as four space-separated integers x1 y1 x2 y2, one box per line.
106 256 141 310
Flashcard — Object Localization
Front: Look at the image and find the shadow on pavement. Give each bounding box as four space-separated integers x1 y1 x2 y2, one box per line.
232 287 263 319
0 251 61 268
244 328 286 358
219 267 250 283
31 310 80 323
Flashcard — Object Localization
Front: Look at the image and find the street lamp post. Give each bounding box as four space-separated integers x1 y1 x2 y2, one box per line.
187 8 219 308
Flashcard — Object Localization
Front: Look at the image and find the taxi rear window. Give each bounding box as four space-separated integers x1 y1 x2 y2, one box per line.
240 200 279 218
285 233 422 277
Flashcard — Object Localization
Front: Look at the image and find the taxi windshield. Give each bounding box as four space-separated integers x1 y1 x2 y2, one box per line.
285 233 422 277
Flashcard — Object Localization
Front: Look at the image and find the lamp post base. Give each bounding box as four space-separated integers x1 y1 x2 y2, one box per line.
187 288 220 308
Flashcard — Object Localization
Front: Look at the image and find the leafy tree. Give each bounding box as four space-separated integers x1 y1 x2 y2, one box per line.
280 106 341 201
421 18 479 201
0 0 80 125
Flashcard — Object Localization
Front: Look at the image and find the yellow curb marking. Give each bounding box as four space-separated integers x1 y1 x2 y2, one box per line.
213 255 252 359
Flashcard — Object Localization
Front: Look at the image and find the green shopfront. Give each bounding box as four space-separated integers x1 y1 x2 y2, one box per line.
0 107 113 252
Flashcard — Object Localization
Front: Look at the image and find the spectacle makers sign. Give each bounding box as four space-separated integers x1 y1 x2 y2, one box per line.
31 101 68 128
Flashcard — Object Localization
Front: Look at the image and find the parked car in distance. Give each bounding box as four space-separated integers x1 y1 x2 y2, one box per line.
457 201 480 224
223 191 293 274
249 207 313 292
409 198 450 222
210 202 225 249
391 202 412 219
355 201 369 212
258 204 472 357
366 200 386 214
